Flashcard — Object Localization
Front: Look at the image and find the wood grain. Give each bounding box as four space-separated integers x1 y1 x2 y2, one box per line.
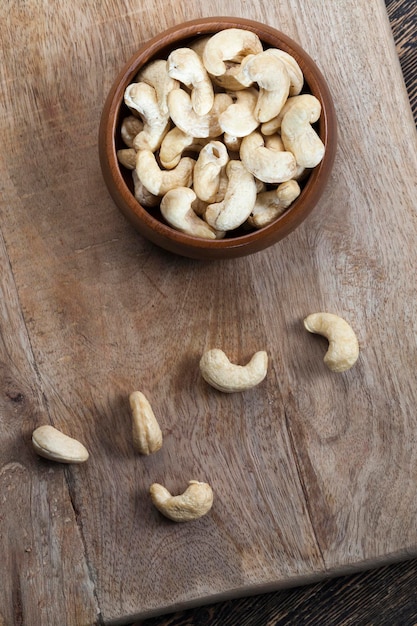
0 210 97 623
1 0 416 624
138 1 417 623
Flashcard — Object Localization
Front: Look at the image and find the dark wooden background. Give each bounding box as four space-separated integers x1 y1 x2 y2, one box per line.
135 2 417 625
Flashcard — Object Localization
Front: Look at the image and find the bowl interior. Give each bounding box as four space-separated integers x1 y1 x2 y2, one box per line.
99 17 337 258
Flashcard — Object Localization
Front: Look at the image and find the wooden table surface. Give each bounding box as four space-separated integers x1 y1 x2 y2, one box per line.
1 0 416 625
137 4 417 625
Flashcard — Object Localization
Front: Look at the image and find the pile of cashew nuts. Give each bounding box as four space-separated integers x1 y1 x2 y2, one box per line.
32 312 358 523
117 28 326 238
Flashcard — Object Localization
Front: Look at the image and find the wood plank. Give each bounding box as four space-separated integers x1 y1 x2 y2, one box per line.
1 0 416 623
0 187 98 623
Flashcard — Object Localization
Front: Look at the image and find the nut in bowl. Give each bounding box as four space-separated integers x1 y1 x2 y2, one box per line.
99 17 337 260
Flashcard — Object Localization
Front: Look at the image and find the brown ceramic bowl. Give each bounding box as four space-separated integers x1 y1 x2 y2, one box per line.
99 16 337 260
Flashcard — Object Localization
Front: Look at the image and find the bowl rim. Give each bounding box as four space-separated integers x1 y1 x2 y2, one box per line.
99 16 337 257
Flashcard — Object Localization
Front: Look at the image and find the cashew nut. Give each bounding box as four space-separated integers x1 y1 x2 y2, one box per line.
263 135 306 181
119 30 324 238
135 150 195 196
218 88 259 137
261 94 321 136
167 89 232 138
150 480 214 522
129 391 163 455
117 148 136 170
32 425 89 464
265 49 304 96
240 131 297 183
202 28 263 76
223 132 242 152
199 348 268 393
248 179 301 228
124 82 170 152
236 52 290 122
160 187 221 239
167 47 214 115
132 170 160 207
281 97 325 168
136 58 179 116
304 313 359 372
205 160 257 231
159 127 207 169
120 115 144 148
211 61 249 91
193 140 230 203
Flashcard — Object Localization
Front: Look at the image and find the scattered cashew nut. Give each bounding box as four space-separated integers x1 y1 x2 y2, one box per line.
199 348 268 393
304 312 359 372
32 425 89 464
129 391 163 455
150 480 214 522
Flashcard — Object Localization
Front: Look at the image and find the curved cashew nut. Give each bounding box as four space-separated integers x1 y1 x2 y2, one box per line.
265 49 304 96
167 47 214 116
248 179 301 228
219 88 259 137
167 89 232 138
120 115 144 148
136 58 179 116
117 148 137 170
160 187 221 239
236 52 290 122
205 160 257 231
129 391 163 455
261 94 321 136
304 313 359 372
211 61 250 91
150 480 214 522
159 127 207 169
124 82 170 152
223 132 243 153
132 170 160 207
135 150 195 196
281 98 325 168
202 28 263 76
263 135 306 181
32 425 89 464
193 140 230 203
199 348 268 393
240 131 297 183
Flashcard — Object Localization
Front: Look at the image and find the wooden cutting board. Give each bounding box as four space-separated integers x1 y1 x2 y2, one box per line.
1 1 416 624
